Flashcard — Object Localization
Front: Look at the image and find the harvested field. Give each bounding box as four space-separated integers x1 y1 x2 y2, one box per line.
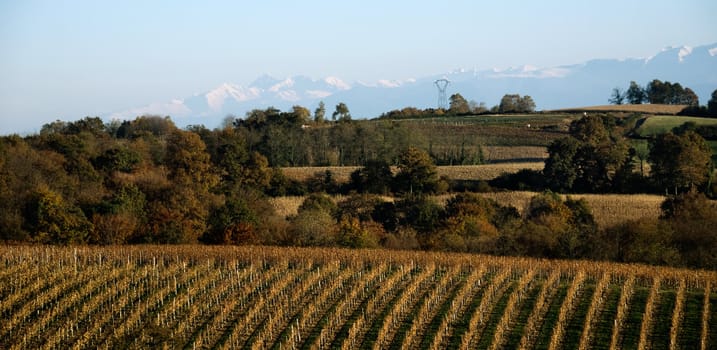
282 166 360 183
438 162 544 180
552 104 688 115
281 161 545 183
483 145 548 162
478 192 665 229
270 191 665 229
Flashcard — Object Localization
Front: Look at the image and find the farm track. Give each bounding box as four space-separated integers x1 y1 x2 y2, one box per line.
0 245 715 349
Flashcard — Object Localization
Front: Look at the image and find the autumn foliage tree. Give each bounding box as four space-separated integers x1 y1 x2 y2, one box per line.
393 147 440 194
448 93 470 114
436 193 519 253
498 94 535 113
512 192 598 259
649 131 713 194
24 187 92 244
148 130 220 243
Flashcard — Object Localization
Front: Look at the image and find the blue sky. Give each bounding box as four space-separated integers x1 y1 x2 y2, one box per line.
1 0 716 134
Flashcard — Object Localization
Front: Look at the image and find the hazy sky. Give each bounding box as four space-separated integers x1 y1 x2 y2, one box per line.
1 0 716 133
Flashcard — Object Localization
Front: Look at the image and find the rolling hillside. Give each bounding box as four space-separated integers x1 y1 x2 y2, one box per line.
635 115 717 137
552 104 689 115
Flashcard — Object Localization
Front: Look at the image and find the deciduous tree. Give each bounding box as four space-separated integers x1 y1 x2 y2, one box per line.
625 81 646 104
449 93 470 114
661 190 717 269
649 131 713 193
543 137 580 192
609 87 625 105
393 147 439 194
518 95 536 112
545 114 632 193
145 130 219 243
25 187 92 244
350 159 393 194
707 89 717 115
314 101 326 123
332 102 351 122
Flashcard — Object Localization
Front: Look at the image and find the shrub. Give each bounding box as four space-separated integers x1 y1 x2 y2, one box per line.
489 169 545 191
394 194 444 236
518 192 599 259
203 196 260 245
382 227 422 251
298 193 337 216
336 217 381 248
661 191 717 269
601 219 679 266
349 159 393 194
338 193 385 222
288 209 337 246
306 170 339 194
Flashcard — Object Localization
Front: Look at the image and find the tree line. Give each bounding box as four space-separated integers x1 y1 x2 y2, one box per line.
1 104 716 269
610 79 717 116
232 105 484 167
2 113 714 269
380 93 536 119
0 114 464 246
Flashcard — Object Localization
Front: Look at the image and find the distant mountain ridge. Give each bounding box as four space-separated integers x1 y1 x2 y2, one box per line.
108 42 717 127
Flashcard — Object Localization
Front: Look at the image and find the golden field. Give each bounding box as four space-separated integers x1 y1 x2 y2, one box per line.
552 104 689 115
281 161 545 183
269 191 665 230
1 245 714 349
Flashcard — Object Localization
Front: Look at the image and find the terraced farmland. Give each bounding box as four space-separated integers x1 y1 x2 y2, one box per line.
1 245 715 349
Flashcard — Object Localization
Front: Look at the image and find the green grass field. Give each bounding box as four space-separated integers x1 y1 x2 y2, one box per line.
635 115 717 137
391 114 574 147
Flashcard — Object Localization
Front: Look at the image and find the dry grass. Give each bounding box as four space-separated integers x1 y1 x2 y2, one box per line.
568 193 664 228
483 146 548 162
281 166 360 183
281 161 545 183
551 104 688 115
268 196 307 218
477 192 664 229
269 191 665 229
438 162 544 180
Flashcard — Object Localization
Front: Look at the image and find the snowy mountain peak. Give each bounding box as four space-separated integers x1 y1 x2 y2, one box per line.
678 46 693 62
645 45 702 64
324 76 351 90
250 74 282 89
205 83 260 111
107 42 716 129
356 78 415 88
377 79 403 88
268 78 295 92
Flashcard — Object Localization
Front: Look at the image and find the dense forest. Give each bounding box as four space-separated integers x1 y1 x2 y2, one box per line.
1 101 717 269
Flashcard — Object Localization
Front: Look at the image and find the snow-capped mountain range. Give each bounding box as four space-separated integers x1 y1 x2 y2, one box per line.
108 43 717 127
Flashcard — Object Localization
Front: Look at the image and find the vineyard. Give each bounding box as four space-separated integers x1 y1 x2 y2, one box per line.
1 245 715 349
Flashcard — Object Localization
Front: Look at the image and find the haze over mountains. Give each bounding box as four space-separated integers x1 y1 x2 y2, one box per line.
109 43 717 127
